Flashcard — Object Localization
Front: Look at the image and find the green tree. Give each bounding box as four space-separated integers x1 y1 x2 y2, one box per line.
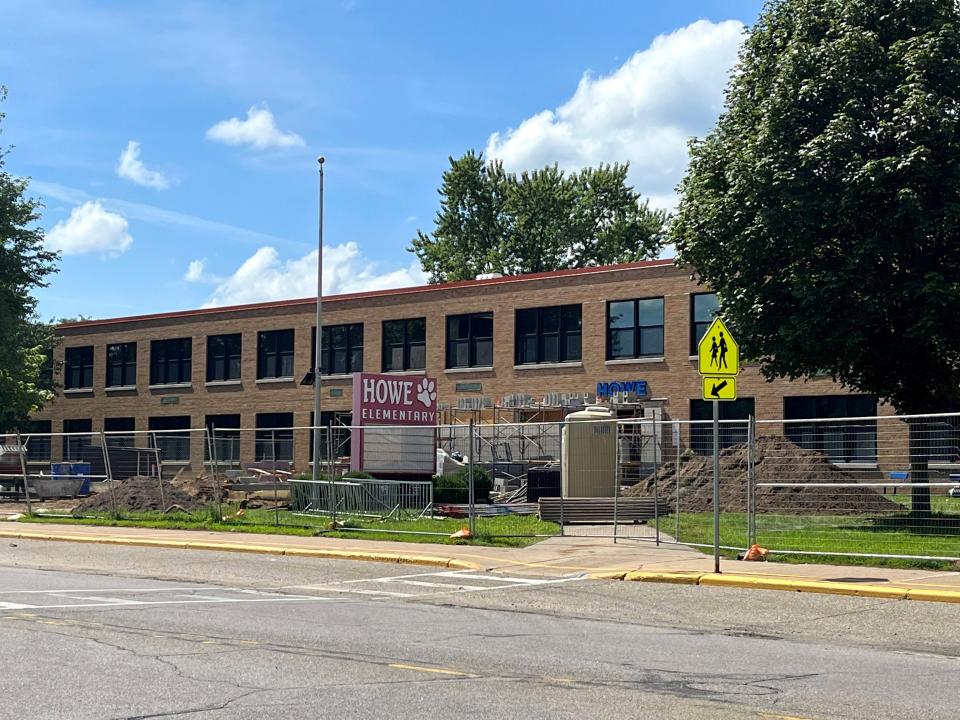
411 151 666 283
672 0 960 514
0 86 59 432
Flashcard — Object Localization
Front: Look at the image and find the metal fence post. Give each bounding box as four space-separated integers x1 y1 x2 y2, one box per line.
674 420 681 543
558 421 564 535
100 431 119 519
613 420 619 545
207 425 223 521
712 401 721 574
468 419 476 537
747 415 756 546
14 431 32 515
653 415 660 546
270 429 279 526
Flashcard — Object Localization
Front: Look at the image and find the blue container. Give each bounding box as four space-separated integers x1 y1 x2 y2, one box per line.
72 462 91 495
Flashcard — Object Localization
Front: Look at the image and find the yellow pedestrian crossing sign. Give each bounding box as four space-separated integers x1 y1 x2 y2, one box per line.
698 316 739 377
702 376 737 401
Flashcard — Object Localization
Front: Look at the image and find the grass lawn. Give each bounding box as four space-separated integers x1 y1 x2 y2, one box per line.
657 505 960 570
19 506 559 548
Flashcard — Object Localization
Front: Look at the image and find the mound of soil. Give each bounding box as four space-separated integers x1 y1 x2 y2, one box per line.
626 435 901 515
169 470 226 503
73 476 202 513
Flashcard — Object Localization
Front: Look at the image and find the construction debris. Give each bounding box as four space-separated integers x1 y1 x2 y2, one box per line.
626 435 900 514
73 476 202 514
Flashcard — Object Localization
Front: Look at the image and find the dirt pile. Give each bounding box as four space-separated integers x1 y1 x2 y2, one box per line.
169 469 226 503
626 436 900 514
73 476 202 513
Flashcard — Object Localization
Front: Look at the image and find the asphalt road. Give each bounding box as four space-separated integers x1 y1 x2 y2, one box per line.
1 541 958 720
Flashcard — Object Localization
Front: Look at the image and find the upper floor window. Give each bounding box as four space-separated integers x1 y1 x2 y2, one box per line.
690 292 719 354
446 312 493 369
314 323 363 375
607 298 664 360
382 318 426 371
64 346 94 389
106 342 137 387
150 338 192 385
515 305 582 365
257 329 294 379
207 334 242 382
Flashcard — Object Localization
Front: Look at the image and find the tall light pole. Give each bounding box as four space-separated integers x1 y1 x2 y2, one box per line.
312 156 325 483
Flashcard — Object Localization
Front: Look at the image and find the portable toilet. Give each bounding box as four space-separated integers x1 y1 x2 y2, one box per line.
561 406 617 497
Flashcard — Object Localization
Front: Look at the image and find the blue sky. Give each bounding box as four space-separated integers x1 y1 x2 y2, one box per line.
0 0 763 320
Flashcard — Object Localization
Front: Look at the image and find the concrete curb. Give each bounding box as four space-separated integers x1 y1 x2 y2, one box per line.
0 530 479 571
614 570 960 604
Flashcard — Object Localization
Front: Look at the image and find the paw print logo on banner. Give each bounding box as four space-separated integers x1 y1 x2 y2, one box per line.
416 378 436 408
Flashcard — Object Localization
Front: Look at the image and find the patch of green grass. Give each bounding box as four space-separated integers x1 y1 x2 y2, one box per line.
19 506 558 548
657 509 960 570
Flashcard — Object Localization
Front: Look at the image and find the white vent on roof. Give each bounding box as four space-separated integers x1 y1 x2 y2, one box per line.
475 272 504 280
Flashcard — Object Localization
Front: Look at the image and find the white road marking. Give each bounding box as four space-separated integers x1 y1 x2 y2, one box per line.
0 587 204 595
315 587 415 598
0 601 35 610
390 580 490 590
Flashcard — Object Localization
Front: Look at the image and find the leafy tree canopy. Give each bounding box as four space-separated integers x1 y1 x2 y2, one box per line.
673 0 960 416
0 86 59 431
410 151 667 283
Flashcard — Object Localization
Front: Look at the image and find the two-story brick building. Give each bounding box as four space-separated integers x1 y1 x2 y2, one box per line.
26 259 889 471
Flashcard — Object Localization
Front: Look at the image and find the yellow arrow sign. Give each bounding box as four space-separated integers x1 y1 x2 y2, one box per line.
698 316 739 376
702 376 737 401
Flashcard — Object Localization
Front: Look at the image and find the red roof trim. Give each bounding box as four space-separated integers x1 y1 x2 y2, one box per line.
58 258 676 330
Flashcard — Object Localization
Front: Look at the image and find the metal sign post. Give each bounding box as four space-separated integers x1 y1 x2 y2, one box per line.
712 400 720 573
696 315 741 575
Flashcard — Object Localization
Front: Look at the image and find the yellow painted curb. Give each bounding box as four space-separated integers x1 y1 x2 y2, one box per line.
0 530 479 570
588 571 628 581
624 571 704 585
905 588 960 603
699 574 908 600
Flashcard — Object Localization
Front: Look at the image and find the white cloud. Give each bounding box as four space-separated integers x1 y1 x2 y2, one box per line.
116 140 170 189
202 242 428 308
205 105 305 150
46 201 133 257
185 259 207 282
485 19 744 210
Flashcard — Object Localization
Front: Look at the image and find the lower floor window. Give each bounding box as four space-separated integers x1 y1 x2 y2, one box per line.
310 411 352 462
784 395 877 463
206 414 241 463
148 416 192 462
255 413 294 462
689 399 755 455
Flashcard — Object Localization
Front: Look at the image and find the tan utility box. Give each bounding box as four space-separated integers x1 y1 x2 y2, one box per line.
561 406 617 497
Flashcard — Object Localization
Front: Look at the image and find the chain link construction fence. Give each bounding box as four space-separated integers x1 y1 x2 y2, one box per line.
2 412 959 563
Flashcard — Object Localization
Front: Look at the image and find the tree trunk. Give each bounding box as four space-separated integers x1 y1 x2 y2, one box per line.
908 418 931 517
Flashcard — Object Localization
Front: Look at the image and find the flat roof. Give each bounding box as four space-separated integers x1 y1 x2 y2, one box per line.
59 258 677 330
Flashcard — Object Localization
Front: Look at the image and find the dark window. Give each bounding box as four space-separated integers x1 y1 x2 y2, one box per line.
689 399 755 455
515 305 582 365
104 417 135 448
106 343 137 387
446 312 493 369
607 298 664 359
313 324 363 375
206 414 241 463
64 346 94 389
148 416 192 461
207 334 242 382
310 411 352 462
784 395 877 463
150 338 192 385
257 330 294 379
62 418 92 460
382 318 426 371
23 420 51 461
690 293 719 354
929 416 960 464
255 413 294 462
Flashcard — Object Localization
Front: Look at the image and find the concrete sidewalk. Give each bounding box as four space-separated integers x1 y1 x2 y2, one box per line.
1 521 959 602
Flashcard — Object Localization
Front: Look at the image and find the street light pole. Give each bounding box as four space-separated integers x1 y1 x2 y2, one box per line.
312 156 325 483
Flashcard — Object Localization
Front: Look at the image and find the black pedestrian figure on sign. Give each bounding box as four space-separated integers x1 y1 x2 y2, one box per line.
718 331 728 370
710 336 719 368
